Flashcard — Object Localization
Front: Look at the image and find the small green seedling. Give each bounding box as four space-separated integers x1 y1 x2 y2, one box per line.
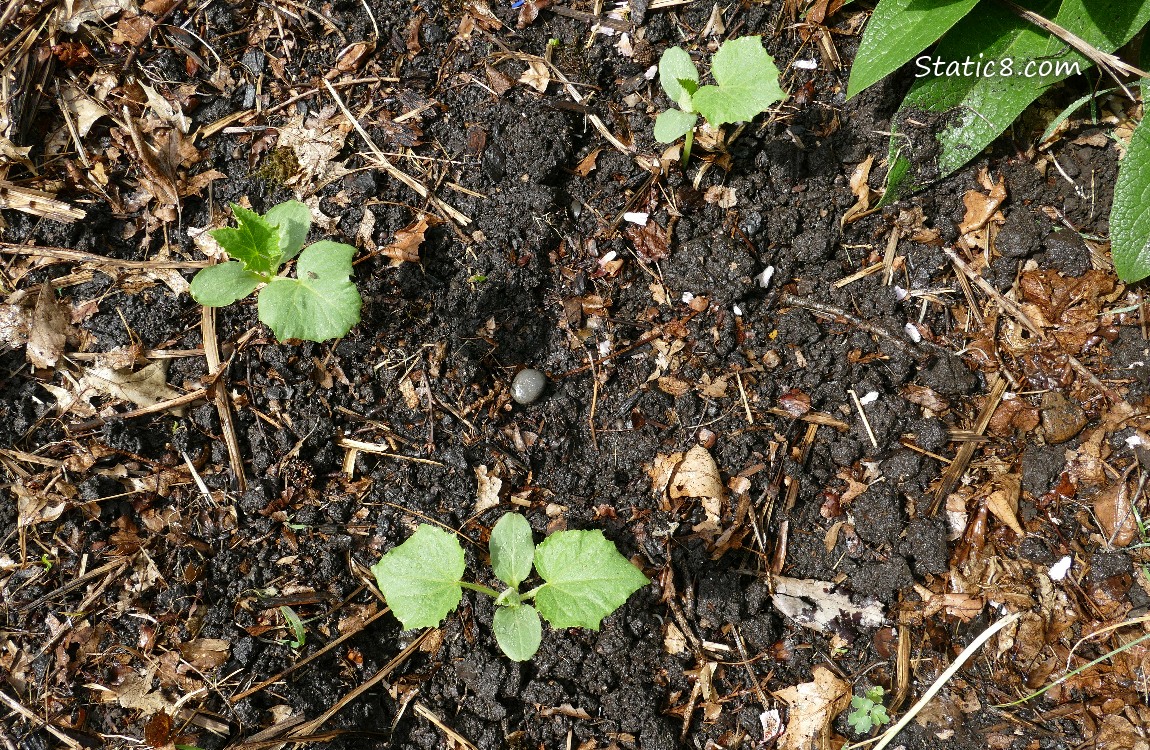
190 200 362 342
654 36 784 162
846 685 890 734
278 605 306 649
370 514 649 661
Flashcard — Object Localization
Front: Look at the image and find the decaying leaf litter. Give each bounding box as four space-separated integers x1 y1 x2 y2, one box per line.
2 0 1150 748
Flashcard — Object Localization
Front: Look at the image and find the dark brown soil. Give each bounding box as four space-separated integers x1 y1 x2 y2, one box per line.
2 1 1147 749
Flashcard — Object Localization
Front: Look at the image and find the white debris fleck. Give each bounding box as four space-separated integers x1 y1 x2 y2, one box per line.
623 211 649 226
755 266 775 289
904 323 922 343
894 285 908 301
793 59 818 70
644 65 658 80
1048 556 1072 581
598 340 612 356
681 292 695 304
600 250 618 264
733 305 743 316
859 391 879 406
1126 434 1146 448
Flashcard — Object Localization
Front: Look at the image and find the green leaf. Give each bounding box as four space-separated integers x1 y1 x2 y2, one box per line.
886 0 1150 198
264 200 312 261
489 513 535 589
257 241 362 342
493 603 542 661
654 109 699 143
370 524 466 630
658 47 699 111
533 529 648 630
845 0 980 99
189 262 263 307
279 605 306 648
210 203 282 275
1111 110 1150 281
691 36 784 127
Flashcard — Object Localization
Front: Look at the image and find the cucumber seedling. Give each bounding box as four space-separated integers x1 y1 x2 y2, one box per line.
370 513 649 661
654 36 785 162
190 200 362 342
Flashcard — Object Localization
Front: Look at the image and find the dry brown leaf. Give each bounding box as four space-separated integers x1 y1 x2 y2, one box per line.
775 666 851 750
984 474 1024 537
113 13 155 46
519 60 550 93
772 576 886 633
573 147 603 177
14 479 68 529
664 622 687 655
58 0 139 33
275 108 353 188
27 282 69 369
625 220 670 261
703 185 737 208
670 445 724 523
179 638 230 670
485 64 515 95
957 168 1006 237
383 215 431 266
841 154 875 226
516 0 551 27
1093 483 1138 546
54 362 185 415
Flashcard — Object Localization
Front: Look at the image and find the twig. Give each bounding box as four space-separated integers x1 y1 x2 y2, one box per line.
68 388 208 432
870 611 1021 750
849 389 879 450
0 243 208 268
778 293 929 363
931 372 1005 514
201 305 246 492
0 690 82 750
335 437 445 466
322 79 471 232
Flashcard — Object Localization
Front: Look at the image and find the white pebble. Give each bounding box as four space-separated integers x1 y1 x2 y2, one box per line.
904 323 922 343
1048 556 1072 581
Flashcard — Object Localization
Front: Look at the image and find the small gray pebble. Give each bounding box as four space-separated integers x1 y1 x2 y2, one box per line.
511 369 548 404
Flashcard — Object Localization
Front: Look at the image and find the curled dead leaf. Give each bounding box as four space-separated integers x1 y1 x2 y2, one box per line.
670 445 724 523
775 666 851 750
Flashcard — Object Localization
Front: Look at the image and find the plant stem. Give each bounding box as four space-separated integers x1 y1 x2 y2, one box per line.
458 581 502 598
519 584 543 601
682 128 694 165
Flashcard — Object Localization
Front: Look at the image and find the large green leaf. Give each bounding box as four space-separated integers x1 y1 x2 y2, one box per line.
489 513 535 589
658 46 699 111
846 0 981 100
1110 115 1150 281
370 525 465 630
264 200 312 261
189 261 262 307
691 36 784 127
210 203 282 275
533 529 648 630
257 241 362 342
885 0 1150 199
493 604 542 661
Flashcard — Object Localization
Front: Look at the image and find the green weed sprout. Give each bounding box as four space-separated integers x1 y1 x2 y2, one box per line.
846 685 891 734
190 200 362 342
370 514 649 661
654 36 784 163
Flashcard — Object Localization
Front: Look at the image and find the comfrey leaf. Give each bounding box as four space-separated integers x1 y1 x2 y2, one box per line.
210 203 282 276
257 240 362 342
370 525 465 630
490 513 534 589
533 529 648 630
190 261 262 307
493 603 542 662
691 36 784 127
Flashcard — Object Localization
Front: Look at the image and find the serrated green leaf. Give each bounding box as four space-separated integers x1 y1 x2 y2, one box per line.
533 529 648 630
493 604 542 661
659 47 699 111
886 0 1150 199
264 200 312 261
846 0 980 99
189 262 263 307
210 203 282 275
691 36 784 127
370 525 465 630
257 241 362 342
490 513 535 589
1111 115 1150 281
654 109 698 143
